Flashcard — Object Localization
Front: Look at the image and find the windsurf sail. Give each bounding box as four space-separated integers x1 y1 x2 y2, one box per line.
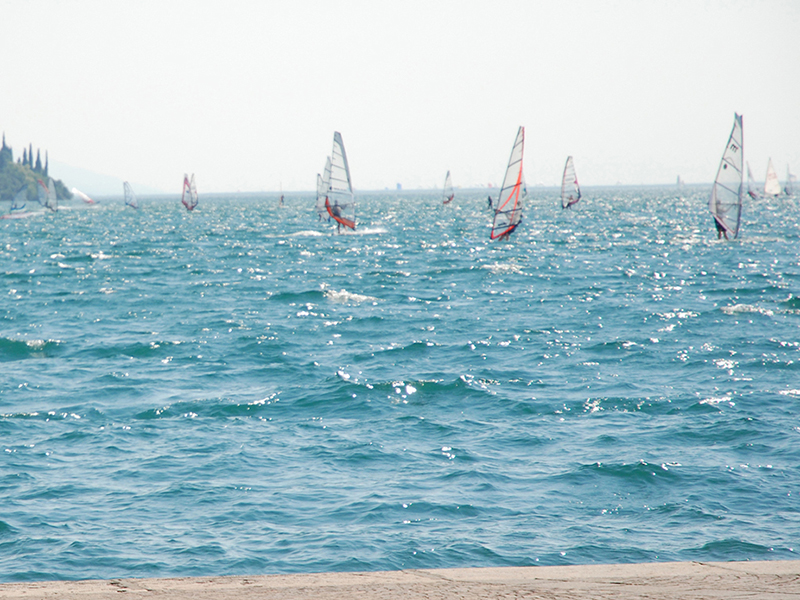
764 158 781 197
1 187 29 220
71 188 96 204
123 181 138 209
561 156 581 209
442 170 454 204
182 173 198 211
37 179 58 212
746 162 760 200
708 113 743 239
490 126 525 240
784 165 795 196
324 132 355 231
315 156 331 219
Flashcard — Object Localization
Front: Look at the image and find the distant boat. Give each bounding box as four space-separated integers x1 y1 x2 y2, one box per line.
561 156 581 209
71 188 96 204
708 113 743 239
764 158 781 197
123 181 138 209
279 183 284 207
490 126 525 240
37 179 58 212
1 187 30 219
316 156 332 220
746 162 760 200
784 165 796 197
182 173 198 211
324 132 356 231
676 175 684 187
442 170 454 204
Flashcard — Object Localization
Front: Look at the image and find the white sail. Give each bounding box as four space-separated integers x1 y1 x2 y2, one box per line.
784 165 795 196
490 126 525 240
11 187 27 212
746 162 760 200
708 113 743 238
123 181 138 209
71 188 96 204
764 158 781 196
316 156 331 218
442 171 454 204
37 179 57 212
182 173 198 211
324 132 355 230
560 156 581 209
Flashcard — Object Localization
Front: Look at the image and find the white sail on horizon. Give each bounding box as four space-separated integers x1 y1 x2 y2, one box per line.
316 156 332 217
123 181 138 209
182 173 198 211
784 165 795 196
708 113 743 239
746 162 759 200
561 156 581 209
764 158 781 197
490 126 525 240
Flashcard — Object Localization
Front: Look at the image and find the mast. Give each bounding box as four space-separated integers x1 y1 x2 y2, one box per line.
490 126 525 240
764 158 781 196
442 171 454 204
708 113 743 239
123 181 138 209
561 156 581 209
325 132 356 230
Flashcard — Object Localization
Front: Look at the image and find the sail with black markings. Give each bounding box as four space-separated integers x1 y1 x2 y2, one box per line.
325 132 355 231
490 126 525 240
124 181 138 209
182 173 198 211
708 113 743 239
561 156 581 209
764 159 780 197
316 156 331 219
442 171 454 204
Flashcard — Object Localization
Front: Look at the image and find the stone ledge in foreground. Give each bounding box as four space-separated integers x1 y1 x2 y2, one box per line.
1 560 799 600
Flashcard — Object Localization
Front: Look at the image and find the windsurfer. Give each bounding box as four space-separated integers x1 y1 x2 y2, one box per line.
499 215 522 240
331 202 343 232
713 216 728 240
487 196 493 209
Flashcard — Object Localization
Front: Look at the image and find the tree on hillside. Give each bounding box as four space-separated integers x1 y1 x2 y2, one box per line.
22 148 28 166
35 149 42 172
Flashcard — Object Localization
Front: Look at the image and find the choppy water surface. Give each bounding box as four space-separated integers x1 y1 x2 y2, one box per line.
1 186 799 581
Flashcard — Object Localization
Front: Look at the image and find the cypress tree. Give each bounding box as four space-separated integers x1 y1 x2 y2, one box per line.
44 151 49 177
22 148 28 166
28 144 33 167
35 149 42 172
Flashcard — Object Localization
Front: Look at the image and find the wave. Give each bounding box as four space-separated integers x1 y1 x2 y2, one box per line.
0 337 64 361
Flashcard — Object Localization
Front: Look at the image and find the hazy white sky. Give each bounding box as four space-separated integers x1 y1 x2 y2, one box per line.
1 0 798 192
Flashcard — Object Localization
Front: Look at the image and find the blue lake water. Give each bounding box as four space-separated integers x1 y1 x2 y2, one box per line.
1 186 799 581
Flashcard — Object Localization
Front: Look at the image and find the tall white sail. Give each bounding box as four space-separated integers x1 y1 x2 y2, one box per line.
182 173 198 211
490 126 525 240
324 131 355 230
764 158 781 196
560 156 581 209
746 162 759 200
442 171 454 204
71 188 96 204
316 156 331 218
708 113 743 239
123 181 138 209
784 165 795 196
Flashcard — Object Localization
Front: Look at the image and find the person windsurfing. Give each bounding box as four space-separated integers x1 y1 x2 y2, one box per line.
487 196 493 210
713 216 728 240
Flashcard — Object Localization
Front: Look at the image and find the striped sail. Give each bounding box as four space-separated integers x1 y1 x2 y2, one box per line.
325 132 355 230
764 158 781 196
490 126 525 240
442 171 454 204
123 181 138 209
708 113 743 238
561 156 581 209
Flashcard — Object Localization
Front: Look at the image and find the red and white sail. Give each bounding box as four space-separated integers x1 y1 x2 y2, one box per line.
764 158 781 197
708 113 743 238
324 132 355 230
490 126 525 240
182 173 198 211
37 179 58 212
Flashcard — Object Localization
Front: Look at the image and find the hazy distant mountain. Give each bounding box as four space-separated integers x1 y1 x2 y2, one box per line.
49 160 164 196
